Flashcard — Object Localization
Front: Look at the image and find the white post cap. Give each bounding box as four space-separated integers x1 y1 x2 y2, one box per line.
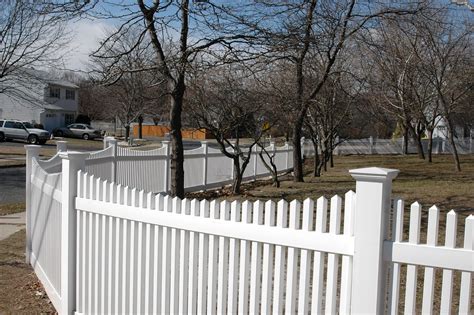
349 167 399 182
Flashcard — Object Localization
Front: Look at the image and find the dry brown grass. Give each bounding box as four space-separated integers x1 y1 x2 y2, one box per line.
0 230 55 314
0 203 25 216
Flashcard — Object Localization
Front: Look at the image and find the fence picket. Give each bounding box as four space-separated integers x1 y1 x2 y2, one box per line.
217 200 230 314
404 202 422 314
285 200 301 314
339 191 355 314
207 200 220 315
440 210 457 314
421 205 440 314
187 199 200 314
152 194 163 314
325 195 342 314
311 197 328 314
100 183 107 315
135 190 146 315
249 200 265 314
161 195 172 314
238 201 252 315
272 200 288 315
179 198 191 314
261 200 276 314
170 197 182 314
143 193 154 314
459 215 473 314
227 201 241 314
388 199 404 314
298 198 314 315
198 200 211 313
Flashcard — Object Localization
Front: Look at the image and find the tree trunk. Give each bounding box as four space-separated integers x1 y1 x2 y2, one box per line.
427 128 433 163
292 119 305 182
312 138 320 177
232 156 243 194
329 136 334 168
445 117 461 172
409 125 425 160
125 125 130 141
138 115 143 139
403 124 409 155
169 82 185 198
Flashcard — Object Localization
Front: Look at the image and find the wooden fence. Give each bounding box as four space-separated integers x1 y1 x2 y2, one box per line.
25 144 473 314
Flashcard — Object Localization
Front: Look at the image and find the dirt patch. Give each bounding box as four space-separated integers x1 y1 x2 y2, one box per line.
0 230 55 314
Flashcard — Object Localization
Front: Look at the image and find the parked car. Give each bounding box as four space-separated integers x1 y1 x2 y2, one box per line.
0 119 50 144
53 123 102 140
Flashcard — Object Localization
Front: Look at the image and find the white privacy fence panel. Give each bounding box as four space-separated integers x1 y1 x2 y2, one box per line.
85 146 114 182
84 141 293 194
303 137 473 156
29 157 63 311
75 170 356 315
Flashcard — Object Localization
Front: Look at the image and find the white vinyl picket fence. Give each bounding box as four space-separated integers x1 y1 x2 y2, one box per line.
85 138 293 193
25 143 473 315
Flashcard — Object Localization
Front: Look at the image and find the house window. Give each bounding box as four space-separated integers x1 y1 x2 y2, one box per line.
66 89 75 100
46 113 56 118
50 87 60 98
65 113 75 125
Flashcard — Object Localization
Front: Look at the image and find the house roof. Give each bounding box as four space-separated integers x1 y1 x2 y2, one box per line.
24 68 79 89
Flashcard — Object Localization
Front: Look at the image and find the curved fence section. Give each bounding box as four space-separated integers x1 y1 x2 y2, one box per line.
84 141 293 194
29 157 63 310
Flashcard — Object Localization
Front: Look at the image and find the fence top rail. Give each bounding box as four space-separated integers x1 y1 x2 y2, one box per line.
76 170 355 255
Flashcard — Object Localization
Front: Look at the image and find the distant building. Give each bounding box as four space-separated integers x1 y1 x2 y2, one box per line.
0 69 79 132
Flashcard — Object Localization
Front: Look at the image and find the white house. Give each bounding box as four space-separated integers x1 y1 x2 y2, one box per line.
0 70 79 132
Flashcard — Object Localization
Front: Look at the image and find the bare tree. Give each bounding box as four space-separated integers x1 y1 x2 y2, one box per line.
415 12 472 171
218 0 424 182
87 1 253 198
186 67 269 194
0 2 71 102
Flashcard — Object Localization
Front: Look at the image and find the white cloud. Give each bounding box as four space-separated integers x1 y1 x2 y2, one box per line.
63 19 112 71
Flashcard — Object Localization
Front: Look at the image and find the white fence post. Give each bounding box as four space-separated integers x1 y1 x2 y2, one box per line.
285 141 290 170
56 141 68 153
24 145 41 263
108 138 118 182
349 167 399 314
162 141 170 193
202 141 208 188
59 151 89 315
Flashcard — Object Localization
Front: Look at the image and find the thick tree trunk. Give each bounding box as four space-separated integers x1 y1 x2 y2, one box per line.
427 129 433 163
312 138 319 177
329 136 334 168
292 119 305 182
138 115 143 139
169 83 185 198
125 125 130 141
445 117 461 172
232 157 243 194
409 125 425 160
403 124 409 155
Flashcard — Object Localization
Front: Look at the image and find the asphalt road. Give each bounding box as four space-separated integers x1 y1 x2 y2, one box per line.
0 166 25 204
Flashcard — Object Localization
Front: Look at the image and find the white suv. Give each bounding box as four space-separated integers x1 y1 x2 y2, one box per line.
0 120 50 144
